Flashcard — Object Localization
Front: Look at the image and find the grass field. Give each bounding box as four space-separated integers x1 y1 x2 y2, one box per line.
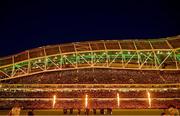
0 109 176 115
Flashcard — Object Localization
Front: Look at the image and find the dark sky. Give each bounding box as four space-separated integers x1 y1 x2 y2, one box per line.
0 0 180 57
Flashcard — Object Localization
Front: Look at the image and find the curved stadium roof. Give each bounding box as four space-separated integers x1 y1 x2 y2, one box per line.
0 35 180 80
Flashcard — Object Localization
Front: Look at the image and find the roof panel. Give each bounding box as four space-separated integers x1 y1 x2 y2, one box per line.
29 48 45 58
60 44 75 53
45 45 60 55
105 41 120 49
74 42 91 51
0 56 12 66
90 42 105 50
150 41 170 49
14 52 28 63
135 41 151 50
167 36 180 48
119 41 135 50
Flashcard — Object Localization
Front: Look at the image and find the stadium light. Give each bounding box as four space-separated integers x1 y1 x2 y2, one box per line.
147 91 151 108
52 95 56 108
85 94 88 108
117 93 120 108
38 59 41 62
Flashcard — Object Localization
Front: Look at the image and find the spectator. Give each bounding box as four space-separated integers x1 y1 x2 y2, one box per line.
168 105 179 116
27 110 34 116
93 108 96 115
161 112 166 116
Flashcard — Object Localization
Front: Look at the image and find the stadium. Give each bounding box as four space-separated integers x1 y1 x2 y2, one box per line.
0 35 180 115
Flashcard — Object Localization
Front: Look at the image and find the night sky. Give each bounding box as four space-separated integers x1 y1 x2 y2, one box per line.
0 0 180 57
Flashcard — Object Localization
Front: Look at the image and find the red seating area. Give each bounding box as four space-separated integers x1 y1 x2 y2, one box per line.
0 90 180 98
2 69 180 84
0 99 179 109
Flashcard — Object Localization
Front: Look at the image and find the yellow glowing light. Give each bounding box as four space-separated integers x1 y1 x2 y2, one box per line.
85 94 88 108
117 93 120 107
53 95 56 108
147 91 151 108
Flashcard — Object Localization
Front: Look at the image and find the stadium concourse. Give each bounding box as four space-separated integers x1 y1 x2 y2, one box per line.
0 35 180 115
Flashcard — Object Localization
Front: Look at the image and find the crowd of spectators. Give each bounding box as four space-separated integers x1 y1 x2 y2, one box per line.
0 90 180 98
1 68 180 110
2 69 180 84
0 99 179 109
